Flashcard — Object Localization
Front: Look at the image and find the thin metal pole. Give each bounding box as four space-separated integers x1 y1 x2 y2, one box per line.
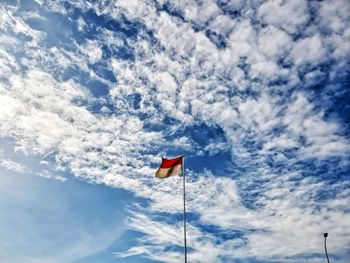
182 156 187 263
324 233 330 263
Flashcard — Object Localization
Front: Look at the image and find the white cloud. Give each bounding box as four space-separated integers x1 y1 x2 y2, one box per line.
155 12 197 59
0 6 45 44
76 16 87 32
167 0 221 26
36 169 67 182
289 34 327 67
0 158 27 173
258 25 292 59
250 60 284 81
258 0 309 34
79 39 102 64
318 0 350 34
228 19 257 58
208 14 235 35
282 93 349 157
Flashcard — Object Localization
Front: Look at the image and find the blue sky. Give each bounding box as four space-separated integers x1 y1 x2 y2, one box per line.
0 0 349 262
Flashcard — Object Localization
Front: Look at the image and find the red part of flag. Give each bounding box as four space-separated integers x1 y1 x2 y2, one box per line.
160 156 183 168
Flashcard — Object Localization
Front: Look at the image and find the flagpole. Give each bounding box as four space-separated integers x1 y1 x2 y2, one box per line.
182 155 188 263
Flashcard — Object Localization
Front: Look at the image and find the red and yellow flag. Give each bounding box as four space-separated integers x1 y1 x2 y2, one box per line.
155 156 183 179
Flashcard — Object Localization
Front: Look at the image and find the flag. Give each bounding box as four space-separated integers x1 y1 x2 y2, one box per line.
155 156 183 179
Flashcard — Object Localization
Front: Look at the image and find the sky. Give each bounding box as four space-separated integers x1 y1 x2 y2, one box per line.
0 0 349 262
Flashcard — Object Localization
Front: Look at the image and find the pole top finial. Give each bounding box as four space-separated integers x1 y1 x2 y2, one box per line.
324 233 328 238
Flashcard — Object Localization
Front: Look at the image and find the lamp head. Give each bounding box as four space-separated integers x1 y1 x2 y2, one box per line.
324 233 328 238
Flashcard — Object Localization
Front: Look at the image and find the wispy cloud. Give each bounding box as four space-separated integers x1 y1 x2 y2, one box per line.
0 158 28 173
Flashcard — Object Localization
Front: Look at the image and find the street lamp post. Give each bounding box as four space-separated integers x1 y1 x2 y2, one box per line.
324 233 330 263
